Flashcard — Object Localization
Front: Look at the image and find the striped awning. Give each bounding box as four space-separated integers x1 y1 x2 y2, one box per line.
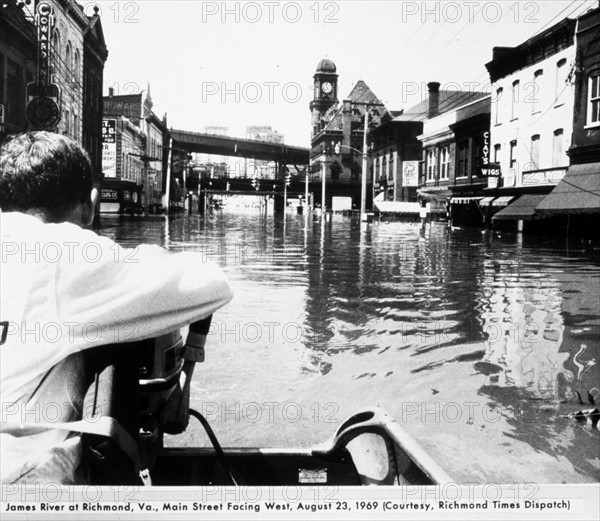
451 197 483 204
479 196 496 206
491 196 515 207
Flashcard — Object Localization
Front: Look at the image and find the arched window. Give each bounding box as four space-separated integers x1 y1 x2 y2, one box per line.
65 42 72 76
495 87 503 124
74 49 80 83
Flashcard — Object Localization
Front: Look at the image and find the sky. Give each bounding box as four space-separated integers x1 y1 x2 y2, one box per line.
96 0 598 146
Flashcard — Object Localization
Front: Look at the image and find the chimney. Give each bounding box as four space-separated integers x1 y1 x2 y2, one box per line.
108 87 114 97
427 82 440 118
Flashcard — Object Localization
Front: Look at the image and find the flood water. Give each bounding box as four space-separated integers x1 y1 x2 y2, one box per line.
98 210 600 485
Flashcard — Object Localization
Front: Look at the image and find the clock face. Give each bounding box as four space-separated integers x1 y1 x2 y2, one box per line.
322 82 333 95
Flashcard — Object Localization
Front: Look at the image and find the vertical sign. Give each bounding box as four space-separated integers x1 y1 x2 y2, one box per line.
102 119 117 178
35 2 54 87
26 2 61 129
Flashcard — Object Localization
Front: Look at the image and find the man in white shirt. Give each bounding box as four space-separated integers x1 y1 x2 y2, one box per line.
0 131 233 483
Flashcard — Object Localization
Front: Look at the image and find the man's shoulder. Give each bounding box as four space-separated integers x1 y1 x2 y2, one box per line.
1 212 101 242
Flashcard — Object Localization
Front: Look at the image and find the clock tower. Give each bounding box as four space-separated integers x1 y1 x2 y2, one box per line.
309 58 338 136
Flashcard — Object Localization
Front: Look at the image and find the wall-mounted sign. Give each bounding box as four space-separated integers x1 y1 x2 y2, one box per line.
101 189 118 200
481 163 501 177
402 161 419 187
35 2 55 87
26 2 61 130
504 169 516 187
25 95 60 129
102 119 117 178
487 177 499 188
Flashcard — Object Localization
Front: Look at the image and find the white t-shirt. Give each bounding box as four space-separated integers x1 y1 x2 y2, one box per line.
0 212 233 482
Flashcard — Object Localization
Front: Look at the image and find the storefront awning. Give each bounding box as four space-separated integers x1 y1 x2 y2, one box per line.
451 197 483 205
491 196 515 207
492 194 548 221
418 188 453 201
536 163 600 214
479 196 496 206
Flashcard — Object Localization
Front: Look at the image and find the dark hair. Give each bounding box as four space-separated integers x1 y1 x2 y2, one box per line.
0 131 93 222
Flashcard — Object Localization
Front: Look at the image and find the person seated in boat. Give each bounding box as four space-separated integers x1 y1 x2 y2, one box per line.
0 131 233 484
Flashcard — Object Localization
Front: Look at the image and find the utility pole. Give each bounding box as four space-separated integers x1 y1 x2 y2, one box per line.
321 159 326 217
361 109 369 222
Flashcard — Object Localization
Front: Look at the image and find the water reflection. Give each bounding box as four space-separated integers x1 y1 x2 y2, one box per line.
97 213 600 483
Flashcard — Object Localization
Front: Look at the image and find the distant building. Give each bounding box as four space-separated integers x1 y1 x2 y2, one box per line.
0 2 36 139
0 0 106 159
309 58 391 209
245 125 284 179
485 17 577 228
417 89 491 223
82 6 108 185
101 87 167 213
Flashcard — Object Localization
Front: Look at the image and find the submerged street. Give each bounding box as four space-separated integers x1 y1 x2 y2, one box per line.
99 211 600 485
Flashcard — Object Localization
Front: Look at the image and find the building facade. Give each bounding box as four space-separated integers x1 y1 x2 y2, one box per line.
1 0 107 184
82 6 108 185
101 88 167 213
484 18 577 229
416 83 490 218
536 6 600 238
0 2 36 139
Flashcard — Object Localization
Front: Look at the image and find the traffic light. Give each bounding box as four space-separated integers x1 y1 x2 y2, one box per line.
285 171 291 186
255 180 260 191
251 178 256 189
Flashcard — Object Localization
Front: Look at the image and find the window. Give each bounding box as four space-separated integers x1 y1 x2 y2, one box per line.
426 149 436 181
73 112 79 140
555 59 567 105
552 129 564 167
457 141 469 177
440 146 449 180
588 72 600 126
494 144 501 163
66 42 72 76
529 135 540 170
64 109 70 136
0 52 4 104
511 80 520 120
74 50 80 84
532 69 543 113
510 140 517 168
495 87 503 124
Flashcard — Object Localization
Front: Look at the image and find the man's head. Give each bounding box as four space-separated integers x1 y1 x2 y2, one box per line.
0 131 97 225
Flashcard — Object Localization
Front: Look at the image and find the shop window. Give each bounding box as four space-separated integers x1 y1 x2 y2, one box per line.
588 72 600 126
